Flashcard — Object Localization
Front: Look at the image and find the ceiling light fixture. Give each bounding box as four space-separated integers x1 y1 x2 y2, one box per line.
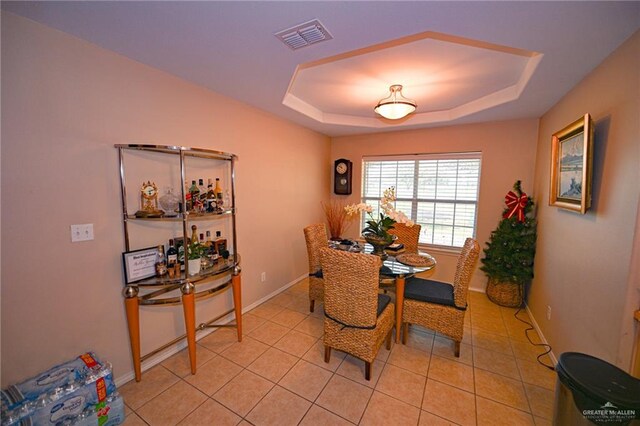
374 85 416 120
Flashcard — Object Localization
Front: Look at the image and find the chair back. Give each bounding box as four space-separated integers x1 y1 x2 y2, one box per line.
320 248 381 328
453 238 480 308
304 223 328 274
389 223 422 253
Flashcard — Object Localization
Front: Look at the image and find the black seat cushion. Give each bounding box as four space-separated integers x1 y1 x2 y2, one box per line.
380 266 393 277
404 277 463 309
377 294 391 317
325 293 392 330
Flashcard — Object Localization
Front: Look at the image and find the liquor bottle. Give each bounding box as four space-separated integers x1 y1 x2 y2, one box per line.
189 180 200 212
206 179 215 213
166 239 178 265
191 224 198 245
178 242 185 269
199 232 209 269
214 231 227 255
198 179 208 210
155 245 167 277
205 234 217 263
214 178 224 212
185 184 192 212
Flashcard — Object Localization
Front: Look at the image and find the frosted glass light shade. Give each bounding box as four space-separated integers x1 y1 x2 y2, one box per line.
374 85 416 119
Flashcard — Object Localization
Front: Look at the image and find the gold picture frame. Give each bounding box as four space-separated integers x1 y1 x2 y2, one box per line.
549 113 594 214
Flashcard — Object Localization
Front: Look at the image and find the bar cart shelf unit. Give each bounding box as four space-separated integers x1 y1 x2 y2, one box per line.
116 144 242 382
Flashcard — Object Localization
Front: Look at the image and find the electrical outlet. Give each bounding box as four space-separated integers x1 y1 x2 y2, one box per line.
261 272 266 282
546 305 552 320
71 224 94 242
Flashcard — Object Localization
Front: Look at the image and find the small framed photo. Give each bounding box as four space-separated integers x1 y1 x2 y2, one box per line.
122 246 158 284
549 113 594 214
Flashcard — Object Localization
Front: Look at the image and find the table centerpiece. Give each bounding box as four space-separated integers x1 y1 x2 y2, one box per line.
346 187 414 259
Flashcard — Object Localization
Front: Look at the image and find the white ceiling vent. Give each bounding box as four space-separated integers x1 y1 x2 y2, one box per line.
275 19 333 50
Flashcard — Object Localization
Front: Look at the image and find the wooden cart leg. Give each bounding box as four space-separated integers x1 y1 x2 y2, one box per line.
123 286 142 382
181 283 197 375
232 269 243 342
395 276 406 344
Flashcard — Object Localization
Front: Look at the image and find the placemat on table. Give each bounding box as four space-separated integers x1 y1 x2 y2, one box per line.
395 253 434 267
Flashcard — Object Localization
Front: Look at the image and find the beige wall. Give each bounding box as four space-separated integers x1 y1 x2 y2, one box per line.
530 31 639 368
331 119 539 289
0 13 330 386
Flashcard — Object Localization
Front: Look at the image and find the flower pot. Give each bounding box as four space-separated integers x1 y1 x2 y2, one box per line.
486 277 524 307
363 234 397 260
187 258 201 276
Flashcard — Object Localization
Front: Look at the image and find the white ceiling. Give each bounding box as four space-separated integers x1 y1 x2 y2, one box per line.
3 1 639 137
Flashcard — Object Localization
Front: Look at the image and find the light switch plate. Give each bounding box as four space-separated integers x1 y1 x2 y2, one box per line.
71 224 94 242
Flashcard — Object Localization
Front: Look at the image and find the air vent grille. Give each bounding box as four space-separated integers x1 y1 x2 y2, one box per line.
275 19 333 50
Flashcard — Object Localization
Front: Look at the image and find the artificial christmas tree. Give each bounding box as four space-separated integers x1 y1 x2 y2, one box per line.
481 181 537 307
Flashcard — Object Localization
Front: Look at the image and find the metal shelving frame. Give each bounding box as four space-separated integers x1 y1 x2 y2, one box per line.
115 144 242 382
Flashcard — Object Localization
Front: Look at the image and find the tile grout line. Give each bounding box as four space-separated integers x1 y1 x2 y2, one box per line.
121 280 553 425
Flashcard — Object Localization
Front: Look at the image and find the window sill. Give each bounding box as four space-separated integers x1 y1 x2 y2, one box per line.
418 244 462 257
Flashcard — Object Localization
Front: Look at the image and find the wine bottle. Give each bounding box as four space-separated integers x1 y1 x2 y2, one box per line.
191 224 198 245
166 239 178 265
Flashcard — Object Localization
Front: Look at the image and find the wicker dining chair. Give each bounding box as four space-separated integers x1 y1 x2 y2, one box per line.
320 248 394 380
388 223 422 253
402 238 480 357
304 223 328 312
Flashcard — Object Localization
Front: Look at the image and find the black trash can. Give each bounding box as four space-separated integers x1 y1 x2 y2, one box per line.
554 352 640 425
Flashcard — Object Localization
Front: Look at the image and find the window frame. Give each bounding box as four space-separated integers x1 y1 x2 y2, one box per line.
360 152 482 251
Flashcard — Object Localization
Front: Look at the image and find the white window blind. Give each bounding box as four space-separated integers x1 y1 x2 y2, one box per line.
362 153 482 248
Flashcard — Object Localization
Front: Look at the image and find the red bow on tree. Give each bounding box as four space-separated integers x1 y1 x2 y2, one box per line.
504 191 528 222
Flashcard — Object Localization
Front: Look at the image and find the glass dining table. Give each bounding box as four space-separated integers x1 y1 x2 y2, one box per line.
330 240 437 343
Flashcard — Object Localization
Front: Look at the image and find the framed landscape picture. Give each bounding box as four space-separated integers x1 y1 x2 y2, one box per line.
549 113 594 214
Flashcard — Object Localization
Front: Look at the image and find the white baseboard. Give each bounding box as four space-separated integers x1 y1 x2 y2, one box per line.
468 289 557 366
524 304 558 366
114 273 308 387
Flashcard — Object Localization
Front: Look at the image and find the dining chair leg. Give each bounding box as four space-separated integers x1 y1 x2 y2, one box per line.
310 299 315 313
365 361 371 381
454 341 461 357
402 322 409 345
324 345 331 363
386 330 392 350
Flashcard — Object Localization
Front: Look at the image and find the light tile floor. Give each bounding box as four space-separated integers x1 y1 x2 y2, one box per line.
119 278 557 425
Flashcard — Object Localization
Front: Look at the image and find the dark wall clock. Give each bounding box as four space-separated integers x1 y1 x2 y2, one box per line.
334 158 353 195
